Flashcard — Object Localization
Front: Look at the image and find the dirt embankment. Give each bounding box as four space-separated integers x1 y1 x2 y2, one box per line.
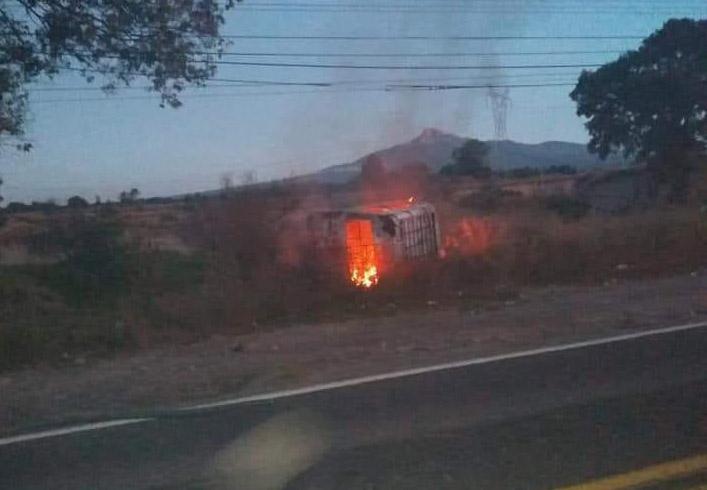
1 273 706 436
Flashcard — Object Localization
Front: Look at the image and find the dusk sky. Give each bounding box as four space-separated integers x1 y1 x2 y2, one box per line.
2 0 706 203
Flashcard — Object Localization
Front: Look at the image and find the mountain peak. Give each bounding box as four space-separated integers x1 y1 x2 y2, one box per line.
415 127 448 142
313 130 621 185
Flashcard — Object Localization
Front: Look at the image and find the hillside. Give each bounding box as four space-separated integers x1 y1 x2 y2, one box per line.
314 128 626 184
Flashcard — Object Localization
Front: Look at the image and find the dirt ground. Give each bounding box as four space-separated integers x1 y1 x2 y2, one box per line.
1 272 706 436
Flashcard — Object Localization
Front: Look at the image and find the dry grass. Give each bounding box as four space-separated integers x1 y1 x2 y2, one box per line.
495 208 706 284
1 182 706 371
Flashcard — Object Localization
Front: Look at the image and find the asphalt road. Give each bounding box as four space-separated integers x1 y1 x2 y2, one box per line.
1 325 706 490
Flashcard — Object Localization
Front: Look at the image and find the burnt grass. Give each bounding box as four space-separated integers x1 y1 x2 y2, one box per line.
1 187 706 372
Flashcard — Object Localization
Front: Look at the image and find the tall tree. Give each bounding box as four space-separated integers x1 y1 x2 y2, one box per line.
570 19 707 201
0 0 238 146
440 139 491 178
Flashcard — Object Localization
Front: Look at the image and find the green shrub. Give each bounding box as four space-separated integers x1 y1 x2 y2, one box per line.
27 215 130 306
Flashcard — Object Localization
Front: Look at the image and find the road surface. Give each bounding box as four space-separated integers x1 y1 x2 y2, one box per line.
1 323 706 489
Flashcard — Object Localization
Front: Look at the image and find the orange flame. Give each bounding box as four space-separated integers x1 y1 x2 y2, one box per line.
346 219 380 288
351 264 379 288
442 217 495 257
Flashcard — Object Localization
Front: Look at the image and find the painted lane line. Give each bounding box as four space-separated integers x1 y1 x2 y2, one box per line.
556 453 707 489
0 418 153 447
2 320 706 447
180 320 707 411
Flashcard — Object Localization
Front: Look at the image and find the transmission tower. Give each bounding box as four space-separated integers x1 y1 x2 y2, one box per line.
487 86 512 141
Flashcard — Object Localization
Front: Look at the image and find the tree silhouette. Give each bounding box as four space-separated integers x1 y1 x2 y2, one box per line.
67 195 89 209
440 139 491 178
571 19 707 201
119 188 140 204
0 1 239 143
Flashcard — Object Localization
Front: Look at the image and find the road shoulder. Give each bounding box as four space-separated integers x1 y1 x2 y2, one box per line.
1 273 706 435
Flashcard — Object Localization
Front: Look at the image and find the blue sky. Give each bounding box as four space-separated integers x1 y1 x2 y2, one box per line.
2 0 706 203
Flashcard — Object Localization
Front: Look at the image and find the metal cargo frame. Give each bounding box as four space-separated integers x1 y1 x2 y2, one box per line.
306 201 441 280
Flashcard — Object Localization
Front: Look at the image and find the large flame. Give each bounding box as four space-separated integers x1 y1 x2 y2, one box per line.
442 217 496 257
346 219 379 288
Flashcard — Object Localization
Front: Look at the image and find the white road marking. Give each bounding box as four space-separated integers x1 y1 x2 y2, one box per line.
0 418 152 447
2 320 705 447
180 320 707 411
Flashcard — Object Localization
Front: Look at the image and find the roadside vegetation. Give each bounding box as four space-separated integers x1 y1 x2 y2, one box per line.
1 170 706 372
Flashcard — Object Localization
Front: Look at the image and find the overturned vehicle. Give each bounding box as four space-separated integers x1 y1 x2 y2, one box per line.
307 201 441 288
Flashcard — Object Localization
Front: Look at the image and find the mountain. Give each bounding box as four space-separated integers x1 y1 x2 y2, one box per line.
314 128 626 184
488 140 626 171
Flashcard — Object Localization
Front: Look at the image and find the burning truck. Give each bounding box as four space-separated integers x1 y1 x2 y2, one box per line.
307 200 441 288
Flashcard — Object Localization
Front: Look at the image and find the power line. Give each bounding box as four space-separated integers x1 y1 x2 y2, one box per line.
390 82 574 91
190 49 627 58
204 60 604 69
43 60 596 96
37 47 628 61
239 0 707 5
213 77 331 87
318 71 585 85
30 81 577 104
227 1 706 13
233 7 706 14
29 72 583 92
36 64 591 92
52 26 648 44
52 50 611 70
39 24 645 43
237 0 707 5
29 79 332 92
59 66 335 87
215 34 645 40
